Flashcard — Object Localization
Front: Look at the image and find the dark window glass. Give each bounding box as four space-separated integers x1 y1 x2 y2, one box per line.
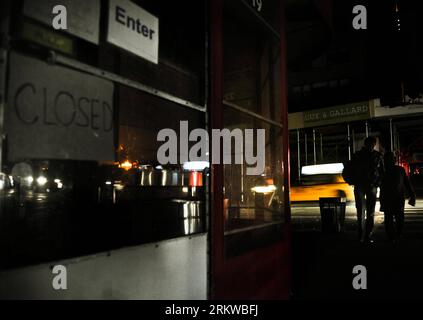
0 0 207 270
117 0 206 105
0 84 206 270
223 0 285 258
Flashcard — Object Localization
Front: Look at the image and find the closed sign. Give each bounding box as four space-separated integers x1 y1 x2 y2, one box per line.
6 52 115 162
107 0 159 64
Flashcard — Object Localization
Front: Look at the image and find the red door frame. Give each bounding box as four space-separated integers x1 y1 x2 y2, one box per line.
210 0 292 299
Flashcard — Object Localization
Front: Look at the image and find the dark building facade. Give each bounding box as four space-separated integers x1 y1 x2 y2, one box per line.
0 0 291 299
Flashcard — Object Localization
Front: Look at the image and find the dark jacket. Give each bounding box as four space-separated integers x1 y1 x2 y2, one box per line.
352 148 384 189
380 165 414 212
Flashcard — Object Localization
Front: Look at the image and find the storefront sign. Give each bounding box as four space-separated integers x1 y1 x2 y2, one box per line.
303 101 370 127
107 0 159 64
23 0 100 44
6 52 115 162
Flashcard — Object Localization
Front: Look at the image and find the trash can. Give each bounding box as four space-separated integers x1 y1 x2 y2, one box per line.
319 197 346 233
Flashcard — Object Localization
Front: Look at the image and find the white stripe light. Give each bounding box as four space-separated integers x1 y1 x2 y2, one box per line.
301 163 344 175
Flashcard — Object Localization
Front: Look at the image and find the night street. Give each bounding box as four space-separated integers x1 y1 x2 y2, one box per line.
3 0 423 303
292 200 423 299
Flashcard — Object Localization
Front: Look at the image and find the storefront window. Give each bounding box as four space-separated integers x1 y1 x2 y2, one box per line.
223 0 285 257
223 110 284 229
0 82 206 270
0 0 207 270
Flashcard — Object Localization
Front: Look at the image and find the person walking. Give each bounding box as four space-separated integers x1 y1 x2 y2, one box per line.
380 152 415 243
351 136 384 243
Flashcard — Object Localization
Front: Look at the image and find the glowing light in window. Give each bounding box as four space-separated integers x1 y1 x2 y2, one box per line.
183 161 209 171
37 176 47 186
251 185 277 194
120 160 133 171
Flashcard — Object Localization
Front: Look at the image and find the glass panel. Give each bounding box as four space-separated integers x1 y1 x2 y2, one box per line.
223 109 285 232
118 0 206 105
223 0 284 257
13 0 206 105
223 1 282 121
1 0 207 270
0 82 206 271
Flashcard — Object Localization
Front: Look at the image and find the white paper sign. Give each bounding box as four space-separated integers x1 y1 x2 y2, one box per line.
107 0 159 64
23 0 100 44
6 52 115 162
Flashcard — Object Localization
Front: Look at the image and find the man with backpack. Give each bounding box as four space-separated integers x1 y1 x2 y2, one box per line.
347 136 384 243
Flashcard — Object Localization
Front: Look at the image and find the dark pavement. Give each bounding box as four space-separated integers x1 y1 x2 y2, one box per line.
291 201 423 299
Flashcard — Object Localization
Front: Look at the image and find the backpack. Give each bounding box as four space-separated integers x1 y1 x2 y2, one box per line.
342 160 356 185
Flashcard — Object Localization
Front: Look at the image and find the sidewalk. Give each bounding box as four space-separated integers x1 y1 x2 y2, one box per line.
292 205 423 299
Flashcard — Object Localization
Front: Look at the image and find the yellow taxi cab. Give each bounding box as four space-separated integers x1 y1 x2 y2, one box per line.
290 163 354 203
